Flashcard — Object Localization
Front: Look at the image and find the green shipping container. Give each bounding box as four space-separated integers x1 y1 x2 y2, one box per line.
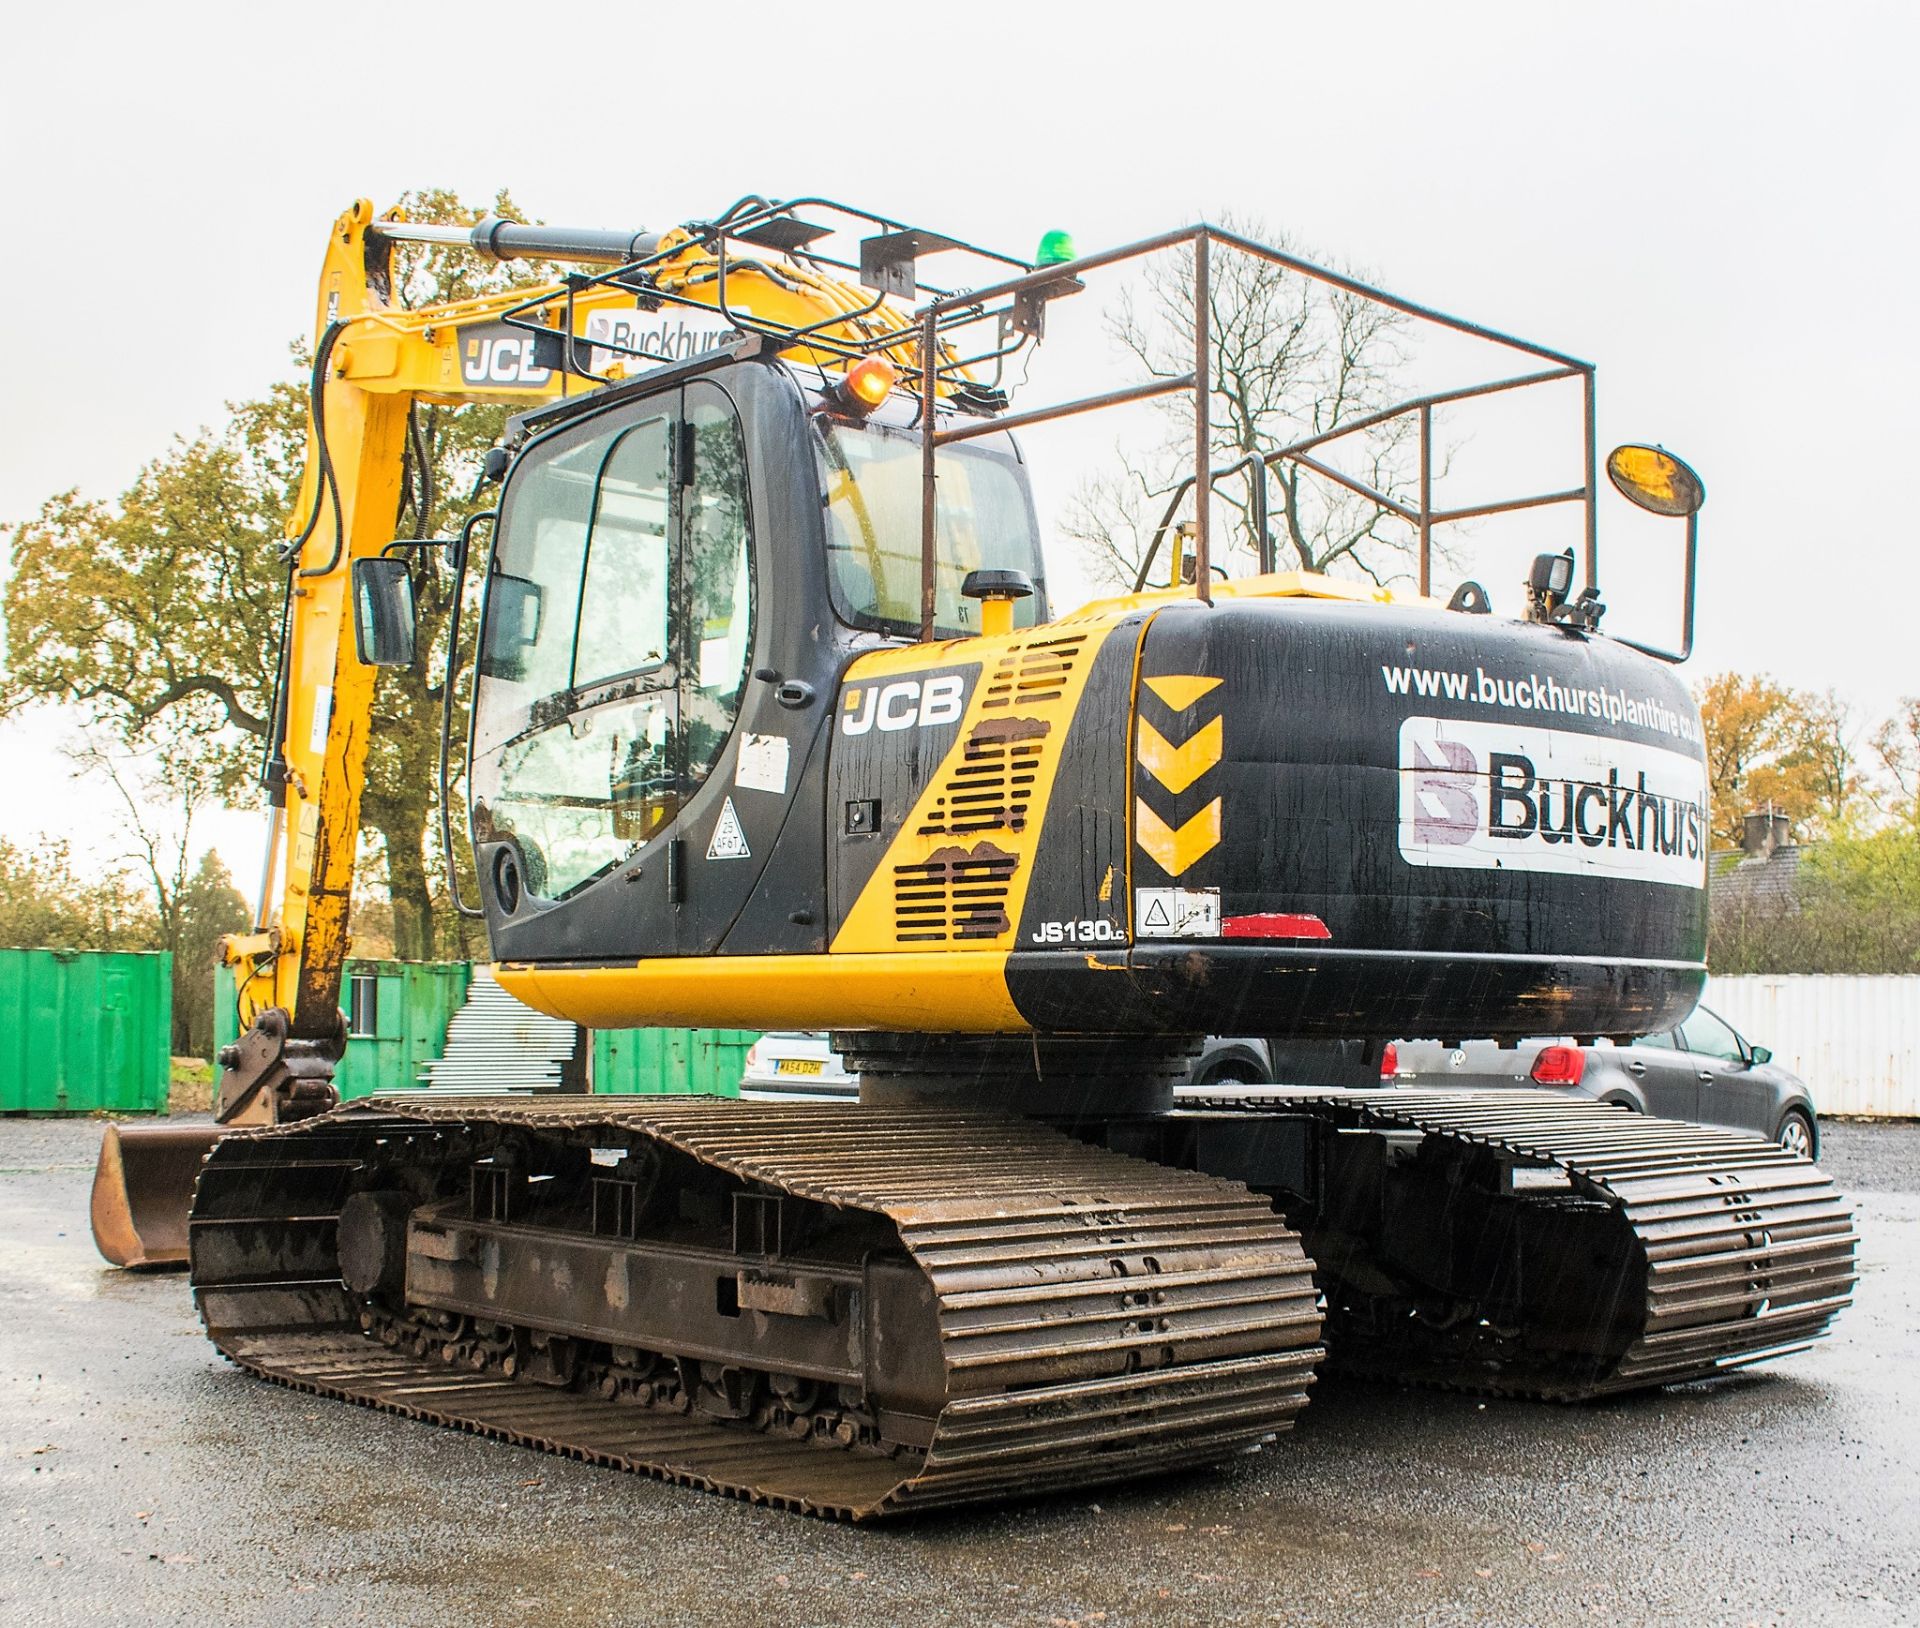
0 948 172 1114
593 1027 753 1097
215 960 473 1101
214 962 750 1099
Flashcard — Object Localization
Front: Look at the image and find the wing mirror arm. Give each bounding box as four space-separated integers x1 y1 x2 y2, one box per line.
1609 509 1698 665
1604 445 1704 665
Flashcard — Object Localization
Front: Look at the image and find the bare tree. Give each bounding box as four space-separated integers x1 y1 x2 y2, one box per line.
73 732 246 1052
1871 698 1920 823
76 736 200 956
1062 216 1425 590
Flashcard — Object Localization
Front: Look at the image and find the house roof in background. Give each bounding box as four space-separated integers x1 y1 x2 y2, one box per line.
1711 844 1805 913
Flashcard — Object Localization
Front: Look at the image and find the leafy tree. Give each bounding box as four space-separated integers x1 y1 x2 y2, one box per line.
2 429 284 797
1712 824 1920 974
175 851 250 1056
1696 672 1863 846
2 188 541 961
1805 827 1920 970
0 837 153 951
1062 216 1422 589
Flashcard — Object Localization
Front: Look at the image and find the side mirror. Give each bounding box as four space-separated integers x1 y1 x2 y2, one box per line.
351 557 417 668
1604 444 1706 665
478 572 546 679
1750 1044 1773 1066
1606 445 1706 519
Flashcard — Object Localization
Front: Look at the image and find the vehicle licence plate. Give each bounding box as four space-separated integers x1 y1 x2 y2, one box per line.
776 1059 825 1075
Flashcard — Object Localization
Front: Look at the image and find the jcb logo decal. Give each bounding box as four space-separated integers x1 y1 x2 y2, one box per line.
840 675 967 736
459 323 552 388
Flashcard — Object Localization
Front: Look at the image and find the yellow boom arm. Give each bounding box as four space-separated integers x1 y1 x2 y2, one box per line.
230 198 926 1043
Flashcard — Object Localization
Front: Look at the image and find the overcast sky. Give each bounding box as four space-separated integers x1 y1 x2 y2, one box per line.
1 0 1914 890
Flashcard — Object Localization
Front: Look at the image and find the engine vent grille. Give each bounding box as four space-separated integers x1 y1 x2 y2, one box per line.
893 845 1019 942
917 720 1048 837
890 631 1086 945
980 634 1087 709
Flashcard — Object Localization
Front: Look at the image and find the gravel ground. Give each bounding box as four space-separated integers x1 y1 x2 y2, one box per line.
2 1113 1914 1627
1805 1118 1920 1193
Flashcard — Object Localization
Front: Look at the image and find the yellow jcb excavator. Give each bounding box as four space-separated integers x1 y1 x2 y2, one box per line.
91 195 1854 1519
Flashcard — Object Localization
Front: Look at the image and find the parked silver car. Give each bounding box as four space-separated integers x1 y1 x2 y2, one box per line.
1387 1005 1820 1156
739 1032 1278 1100
738 1032 858 1100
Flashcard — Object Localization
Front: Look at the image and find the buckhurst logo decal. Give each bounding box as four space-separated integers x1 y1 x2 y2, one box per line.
586 309 742 373
1399 715 1708 889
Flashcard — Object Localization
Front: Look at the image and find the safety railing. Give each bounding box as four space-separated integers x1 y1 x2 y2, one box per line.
912 223 1598 636
383 203 1607 642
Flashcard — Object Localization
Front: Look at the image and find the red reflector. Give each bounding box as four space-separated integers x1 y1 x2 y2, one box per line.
1379 1042 1399 1081
1530 1045 1587 1086
1221 913 1332 941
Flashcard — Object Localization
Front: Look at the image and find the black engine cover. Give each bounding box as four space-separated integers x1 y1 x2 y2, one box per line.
1009 596 1709 1043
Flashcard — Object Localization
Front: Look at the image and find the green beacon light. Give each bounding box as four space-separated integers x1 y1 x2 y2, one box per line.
1035 229 1076 267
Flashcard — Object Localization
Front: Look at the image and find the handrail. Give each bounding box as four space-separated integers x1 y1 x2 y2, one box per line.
391 203 1642 643
1134 453 1272 593
916 223 1604 621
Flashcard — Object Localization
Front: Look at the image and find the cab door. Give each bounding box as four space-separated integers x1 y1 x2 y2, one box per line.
469 378 762 959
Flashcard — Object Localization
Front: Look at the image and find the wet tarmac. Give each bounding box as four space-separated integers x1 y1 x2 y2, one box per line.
3 1116 1915 1627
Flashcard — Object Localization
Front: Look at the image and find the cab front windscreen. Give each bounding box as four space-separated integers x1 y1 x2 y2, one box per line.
816 420 1045 638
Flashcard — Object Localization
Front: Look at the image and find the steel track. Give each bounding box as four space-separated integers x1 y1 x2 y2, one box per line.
1201 1089 1858 1398
189 1099 1324 1520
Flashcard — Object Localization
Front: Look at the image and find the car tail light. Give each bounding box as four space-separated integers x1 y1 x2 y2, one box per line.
1530 1045 1586 1086
743 1040 763 1073
1379 1042 1399 1082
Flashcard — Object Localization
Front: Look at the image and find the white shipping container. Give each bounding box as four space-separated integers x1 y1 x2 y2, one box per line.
1704 973 1920 1119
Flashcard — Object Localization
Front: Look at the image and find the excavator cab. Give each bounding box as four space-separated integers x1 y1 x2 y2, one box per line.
466 363 1046 970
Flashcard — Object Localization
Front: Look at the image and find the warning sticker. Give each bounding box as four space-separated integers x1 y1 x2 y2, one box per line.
707 797 751 861
734 733 791 795
309 685 332 757
1135 887 1220 939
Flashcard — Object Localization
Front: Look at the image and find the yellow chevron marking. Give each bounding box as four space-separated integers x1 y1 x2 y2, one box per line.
1135 797 1221 877
1143 674 1222 711
1136 715 1223 795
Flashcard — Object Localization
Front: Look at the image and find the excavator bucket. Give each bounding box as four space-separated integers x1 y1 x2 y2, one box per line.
90 1006 342 1269
89 1122 224 1269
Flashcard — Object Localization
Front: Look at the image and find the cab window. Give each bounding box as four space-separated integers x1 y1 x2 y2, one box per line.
470 387 754 902
574 421 672 687
681 394 754 776
817 420 1044 638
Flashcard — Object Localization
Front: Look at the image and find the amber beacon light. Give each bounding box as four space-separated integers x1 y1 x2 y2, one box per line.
840 356 897 414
